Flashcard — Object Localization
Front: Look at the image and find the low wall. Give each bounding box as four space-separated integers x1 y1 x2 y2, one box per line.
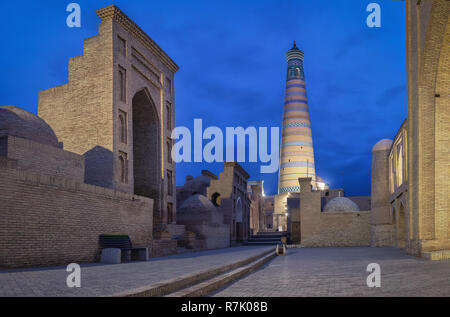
0 162 153 268
187 224 230 250
2 135 85 183
300 204 371 247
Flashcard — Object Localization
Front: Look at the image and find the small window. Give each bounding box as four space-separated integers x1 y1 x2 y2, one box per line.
119 66 127 102
119 152 128 183
118 36 126 56
166 102 172 131
118 110 127 144
167 138 172 164
167 170 173 196
167 203 174 224
166 77 172 96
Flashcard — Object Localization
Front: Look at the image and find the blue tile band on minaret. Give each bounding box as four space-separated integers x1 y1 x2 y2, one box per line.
278 41 317 194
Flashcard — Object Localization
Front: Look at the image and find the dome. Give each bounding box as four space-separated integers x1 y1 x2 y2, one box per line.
324 197 360 212
372 139 393 152
179 194 216 213
0 106 59 147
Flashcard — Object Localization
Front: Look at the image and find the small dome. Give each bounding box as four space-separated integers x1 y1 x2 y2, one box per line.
0 106 59 147
324 197 360 212
372 139 393 152
179 194 216 212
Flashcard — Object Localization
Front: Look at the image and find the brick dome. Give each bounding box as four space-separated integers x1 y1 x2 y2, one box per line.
324 197 360 212
0 106 59 147
372 139 393 152
179 194 216 213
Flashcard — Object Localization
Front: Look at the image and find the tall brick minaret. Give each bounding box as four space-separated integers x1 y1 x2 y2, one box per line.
278 41 316 193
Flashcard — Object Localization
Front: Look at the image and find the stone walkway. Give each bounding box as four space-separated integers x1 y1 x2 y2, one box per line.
0 246 272 297
212 247 450 297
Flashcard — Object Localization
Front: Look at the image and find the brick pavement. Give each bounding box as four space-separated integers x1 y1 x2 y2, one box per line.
0 246 272 297
212 247 450 297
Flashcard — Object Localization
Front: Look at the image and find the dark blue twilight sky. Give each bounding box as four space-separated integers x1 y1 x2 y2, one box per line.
0 0 406 196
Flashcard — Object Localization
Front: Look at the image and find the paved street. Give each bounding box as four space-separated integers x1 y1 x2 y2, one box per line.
0 246 272 297
213 247 450 297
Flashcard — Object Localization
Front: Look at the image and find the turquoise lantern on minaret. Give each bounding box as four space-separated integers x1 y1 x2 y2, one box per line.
286 41 305 81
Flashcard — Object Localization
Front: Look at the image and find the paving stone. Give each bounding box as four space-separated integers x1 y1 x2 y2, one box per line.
0 246 272 297
212 247 450 297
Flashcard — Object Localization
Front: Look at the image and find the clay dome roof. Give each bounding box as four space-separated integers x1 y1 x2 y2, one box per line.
372 139 393 152
0 106 59 147
179 194 216 212
324 197 360 212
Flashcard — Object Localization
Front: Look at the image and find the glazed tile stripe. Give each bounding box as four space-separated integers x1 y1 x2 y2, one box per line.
285 99 308 105
284 106 308 113
279 186 300 193
285 91 307 97
280 178 315 183
279 172 314 177
281 154 315 159
286 84 306 88
281 141 313 148
280 161 315 168
283 122 310 128
282 131 312 137
281 150 314 156
283 114 310 120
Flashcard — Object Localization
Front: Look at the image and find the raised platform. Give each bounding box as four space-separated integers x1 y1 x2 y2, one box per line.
0 246 274 297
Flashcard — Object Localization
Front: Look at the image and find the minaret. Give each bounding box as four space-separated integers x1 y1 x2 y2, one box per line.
278 41 316 193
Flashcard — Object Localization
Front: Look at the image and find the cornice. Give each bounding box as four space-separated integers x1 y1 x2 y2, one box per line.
96 5 179 74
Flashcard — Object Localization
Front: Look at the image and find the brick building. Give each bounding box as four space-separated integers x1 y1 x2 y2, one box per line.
176 162 251 246
371 0 449 260
0 5 179 268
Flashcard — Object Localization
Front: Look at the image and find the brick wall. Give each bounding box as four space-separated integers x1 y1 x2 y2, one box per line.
3 136 84 183
38 5 178 224
406 0 450 256
0 164 153 269
295 178 371 247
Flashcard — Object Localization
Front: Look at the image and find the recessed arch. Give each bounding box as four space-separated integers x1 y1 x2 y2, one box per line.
235 197 243 223
132 87 160 201
211 192 221 207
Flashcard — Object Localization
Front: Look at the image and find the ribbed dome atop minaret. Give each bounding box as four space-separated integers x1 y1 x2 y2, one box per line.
278 41 316 193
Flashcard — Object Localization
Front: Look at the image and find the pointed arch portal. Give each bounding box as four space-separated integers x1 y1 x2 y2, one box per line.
132 88 160 200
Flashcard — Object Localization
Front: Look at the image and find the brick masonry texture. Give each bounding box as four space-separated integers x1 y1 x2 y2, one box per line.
213 247 450 297
2 136 84 183
0 163 153 269
290 179 371 247
0 246 272 297
405 0 449 256
38 5 178 222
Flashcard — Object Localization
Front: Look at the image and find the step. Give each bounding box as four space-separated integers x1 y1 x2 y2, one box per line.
244 240 281 244
167 252 276 297
109 247 274 297
251 234 283 237
244 242 279 246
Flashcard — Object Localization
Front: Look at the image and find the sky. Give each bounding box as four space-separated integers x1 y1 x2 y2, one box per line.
0 0 407 196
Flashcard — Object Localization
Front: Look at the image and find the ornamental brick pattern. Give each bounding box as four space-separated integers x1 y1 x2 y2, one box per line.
38 5 179 226
278 42 316 194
